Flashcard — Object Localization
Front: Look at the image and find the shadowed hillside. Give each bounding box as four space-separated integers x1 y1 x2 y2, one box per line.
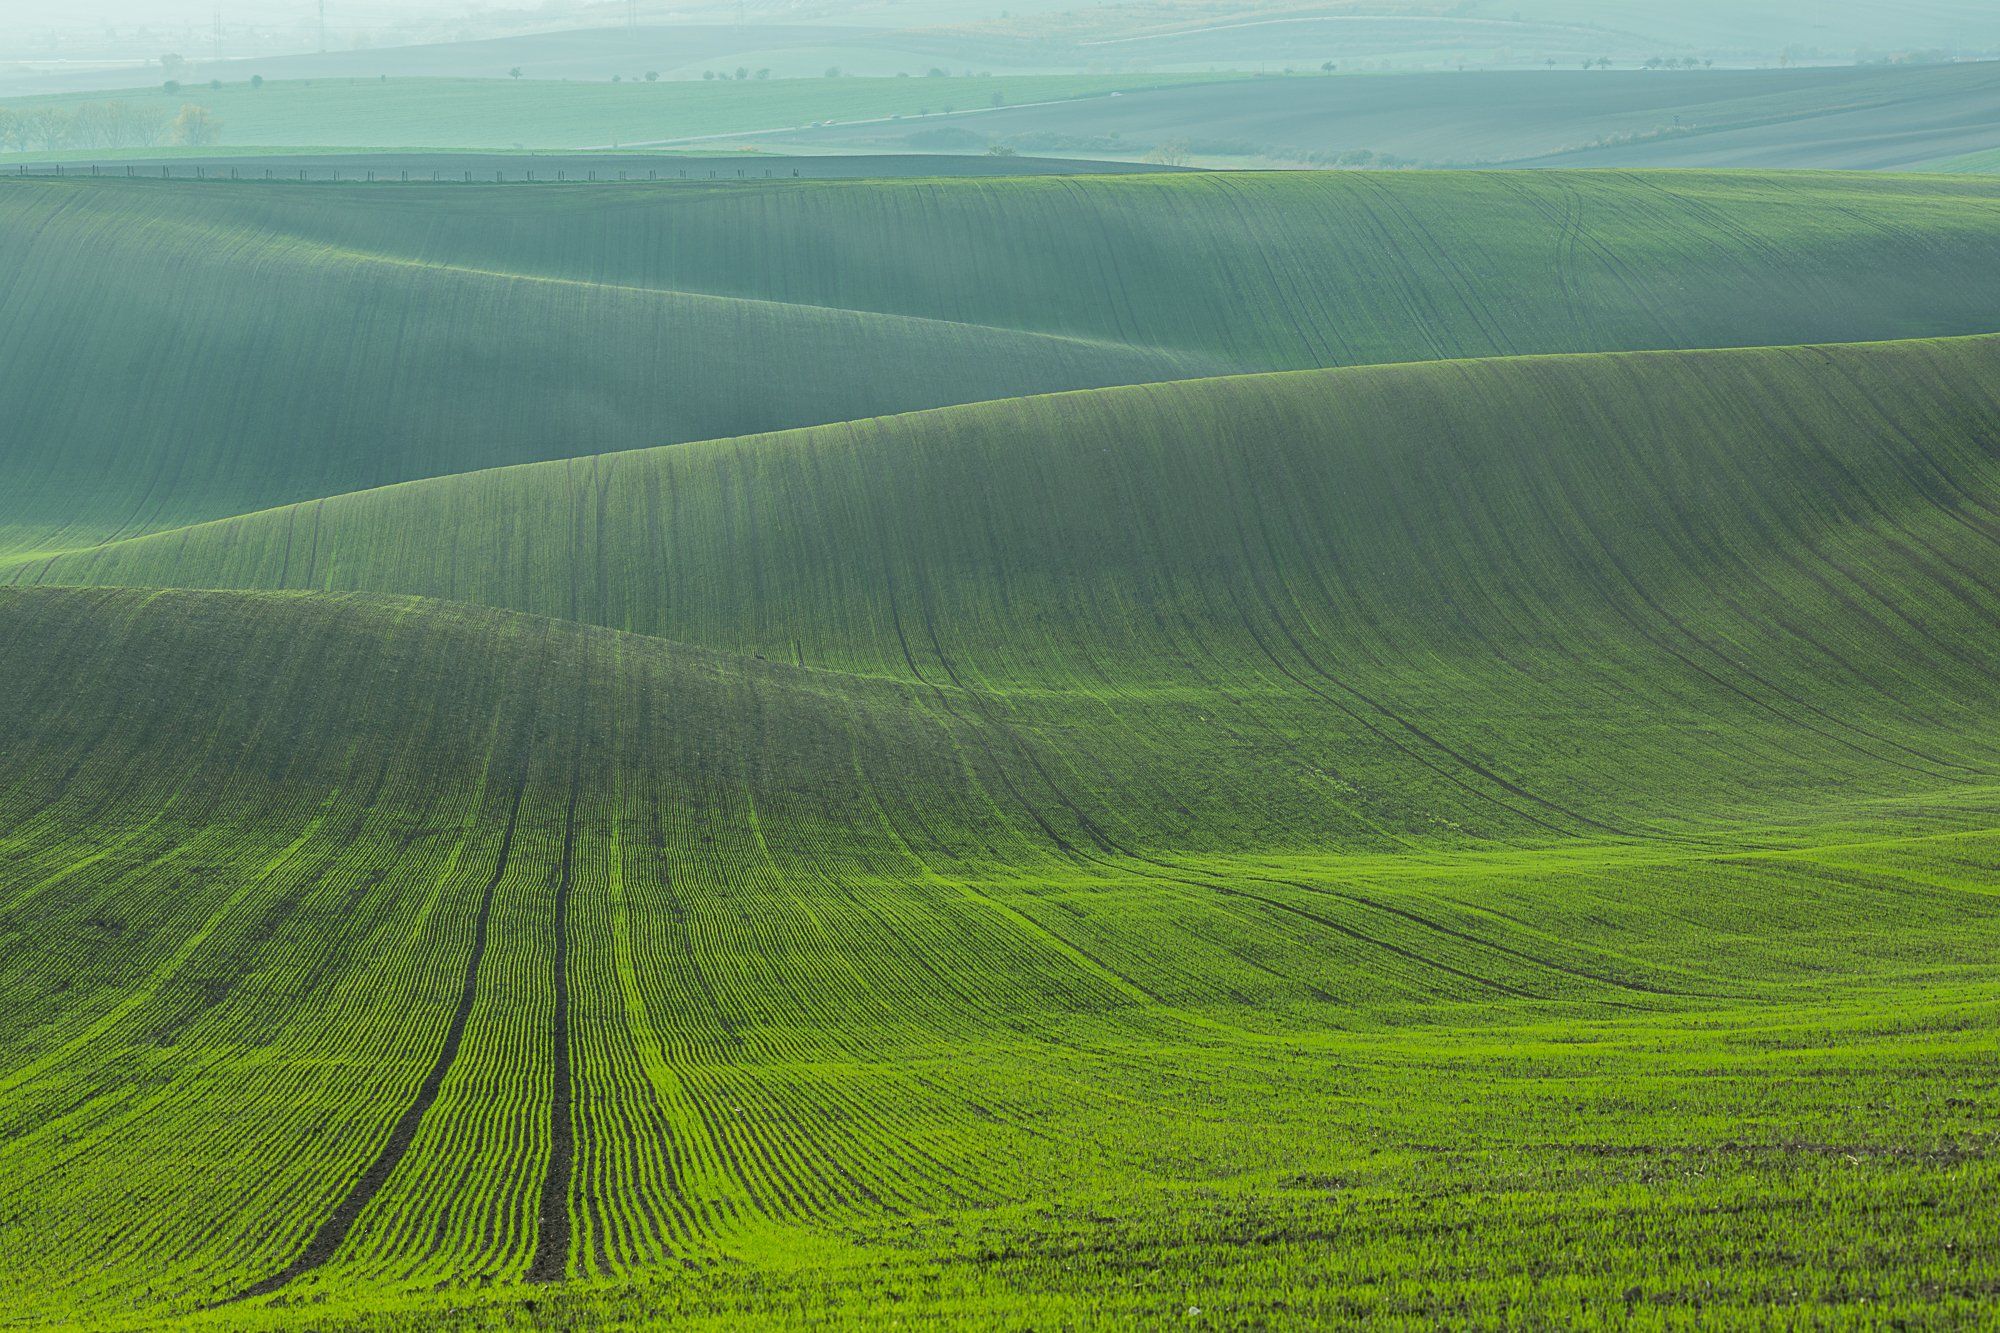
28 331 2000 837
5 170 2000 555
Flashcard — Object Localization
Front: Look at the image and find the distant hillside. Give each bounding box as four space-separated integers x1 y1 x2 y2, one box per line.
749 61 2000 170
987 0 2000 66
0 73 1232 154
0 24 1066 99
6 170 2000 556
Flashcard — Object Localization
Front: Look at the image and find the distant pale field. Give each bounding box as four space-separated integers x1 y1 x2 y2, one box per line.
993 0 2000 58
1929 144 2000 172
0 73 1244 152
744 62 2000 172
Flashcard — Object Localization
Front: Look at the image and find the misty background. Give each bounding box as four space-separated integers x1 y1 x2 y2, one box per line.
2 2 1995 170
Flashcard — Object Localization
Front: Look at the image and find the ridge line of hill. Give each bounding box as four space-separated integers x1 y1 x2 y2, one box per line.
19 183 1222 363
12 329 1996 583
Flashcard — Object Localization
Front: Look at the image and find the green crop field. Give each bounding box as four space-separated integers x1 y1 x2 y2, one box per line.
3 164 2000 1329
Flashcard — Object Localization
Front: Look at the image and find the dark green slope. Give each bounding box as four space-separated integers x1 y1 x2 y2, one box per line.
6 170 2000 554
31 334 2000 841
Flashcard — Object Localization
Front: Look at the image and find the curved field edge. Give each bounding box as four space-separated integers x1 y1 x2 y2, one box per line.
7 168 2000 552
0 585 1995 1327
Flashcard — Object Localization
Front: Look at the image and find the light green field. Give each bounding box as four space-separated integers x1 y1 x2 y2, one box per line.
3 170 2000 1328
0 74 1240 153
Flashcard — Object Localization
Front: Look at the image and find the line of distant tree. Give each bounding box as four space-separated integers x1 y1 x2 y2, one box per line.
0 101 222 153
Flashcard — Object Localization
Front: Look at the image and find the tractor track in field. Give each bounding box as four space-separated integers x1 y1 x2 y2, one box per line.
527 667 588 1286
219 649 549 1307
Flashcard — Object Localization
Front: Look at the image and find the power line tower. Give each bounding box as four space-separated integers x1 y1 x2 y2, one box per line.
319 0 327 54
628 0 638 29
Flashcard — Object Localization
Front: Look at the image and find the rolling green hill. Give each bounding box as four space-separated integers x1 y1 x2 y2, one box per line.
5 328 2000 1326
6 170 2000 557
25 333 2000 831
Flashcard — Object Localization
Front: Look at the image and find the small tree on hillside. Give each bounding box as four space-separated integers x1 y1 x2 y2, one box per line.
250 74 264 88
171 103 222 147
645 71 659 82
509 67 522 79
160 53 186 81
